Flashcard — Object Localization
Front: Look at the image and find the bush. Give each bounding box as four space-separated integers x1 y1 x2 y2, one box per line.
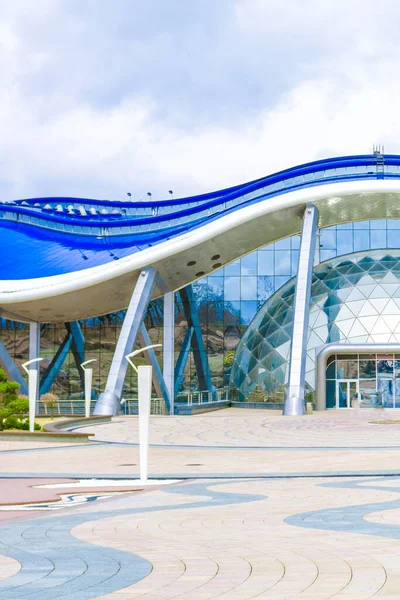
0 368 29 431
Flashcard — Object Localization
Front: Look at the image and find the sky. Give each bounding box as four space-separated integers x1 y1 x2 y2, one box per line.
1 0 400 201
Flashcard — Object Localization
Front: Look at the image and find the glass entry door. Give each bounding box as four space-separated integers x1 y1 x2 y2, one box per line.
336 380 359 408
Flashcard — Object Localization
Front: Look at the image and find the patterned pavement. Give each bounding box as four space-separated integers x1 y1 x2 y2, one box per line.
2 409 400 597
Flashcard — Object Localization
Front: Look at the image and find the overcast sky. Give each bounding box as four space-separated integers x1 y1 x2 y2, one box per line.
1 0 399 201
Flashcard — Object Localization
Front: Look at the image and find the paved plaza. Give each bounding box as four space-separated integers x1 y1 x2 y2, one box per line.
2 409 400 598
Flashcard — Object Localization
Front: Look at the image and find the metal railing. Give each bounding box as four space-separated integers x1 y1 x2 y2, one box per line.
176 387 230 406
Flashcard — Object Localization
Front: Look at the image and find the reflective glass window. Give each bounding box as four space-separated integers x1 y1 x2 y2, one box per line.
320 229 336 250
224 277 241 300
337 231 353 255
336 360 358 378
326 360 335 379
359 359 376 378
354 221 369 229
241 254 257 275
207 277 223 298
274 238 291 250
377 358 394 375
370 229 386 248
240 301 257 325
258 276 274 301
224 260 240 276
337 222 353 230
387 220 400 229
291 250 300 275
320 249 336 262
359 380 378 406
275 251 291 275
224 301 240 323
291 235 301 249
241 277 257 300
275 275 290 290
387 230 399 248
371 219 387 229
354 230 369 252
258 251 274 275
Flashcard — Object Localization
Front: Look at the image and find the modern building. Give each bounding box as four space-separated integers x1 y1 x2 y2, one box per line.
2 152 400 414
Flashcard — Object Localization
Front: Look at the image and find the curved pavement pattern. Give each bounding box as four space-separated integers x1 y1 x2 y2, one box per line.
1 477 400 597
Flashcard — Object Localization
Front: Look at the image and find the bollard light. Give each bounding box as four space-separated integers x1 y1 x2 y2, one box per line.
21 358 43 433
126 344 162 483
80 359 97 418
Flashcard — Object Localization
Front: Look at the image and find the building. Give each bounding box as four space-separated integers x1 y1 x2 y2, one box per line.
2 152 400 414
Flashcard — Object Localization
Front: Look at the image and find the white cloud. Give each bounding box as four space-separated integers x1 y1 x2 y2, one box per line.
0 0 400 200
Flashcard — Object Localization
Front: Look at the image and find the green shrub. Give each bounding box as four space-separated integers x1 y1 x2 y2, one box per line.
0 369 41 431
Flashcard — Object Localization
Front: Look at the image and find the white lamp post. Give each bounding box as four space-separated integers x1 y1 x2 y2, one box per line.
126 344 162 483
21 357 43 433
80 359 97 418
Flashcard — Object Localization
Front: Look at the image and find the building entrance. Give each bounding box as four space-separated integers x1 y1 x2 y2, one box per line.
336 380 359 408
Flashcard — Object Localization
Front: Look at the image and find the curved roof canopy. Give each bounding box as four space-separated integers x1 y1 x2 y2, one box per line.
2 154 400 322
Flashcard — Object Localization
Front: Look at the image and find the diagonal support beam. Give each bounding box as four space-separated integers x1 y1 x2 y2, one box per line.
0 341 28 395
179 286 213 393
94 267 158 416
66 321 85 389
138 323 171 413
174 326 193 397
40 333 73 395
284 204 319 415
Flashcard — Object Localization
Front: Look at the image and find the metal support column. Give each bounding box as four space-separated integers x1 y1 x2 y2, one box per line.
284 204 319 415
138 323 171 413
29 322 41 412
93 267 157 416
179 286 213 393
163 291 175 414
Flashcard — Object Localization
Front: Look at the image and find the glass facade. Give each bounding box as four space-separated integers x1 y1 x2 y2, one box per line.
230 250 400 405
3 218 400 402
326 353 400 408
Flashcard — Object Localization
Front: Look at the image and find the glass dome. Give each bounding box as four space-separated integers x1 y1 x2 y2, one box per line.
230 250 400 402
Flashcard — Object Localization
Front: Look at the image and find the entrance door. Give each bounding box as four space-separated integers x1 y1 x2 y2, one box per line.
336 379 359 408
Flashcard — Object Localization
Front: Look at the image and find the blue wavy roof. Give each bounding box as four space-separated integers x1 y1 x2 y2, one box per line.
1 154 399 280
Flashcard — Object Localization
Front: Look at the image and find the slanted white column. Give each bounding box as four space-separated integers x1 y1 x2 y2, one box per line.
163 292 175 415
284 204 319 415
29 322 41 413
93 267 157 416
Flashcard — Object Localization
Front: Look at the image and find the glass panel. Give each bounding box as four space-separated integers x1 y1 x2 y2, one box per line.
291 235 301 249
241 277 257 300
326 360 335 379
336 360 358 378
349 381 358 405
395 360 400 378
370 229 386 248
359 359 376 378
258 252 274 275
337 231 353 255
371 219 387 229
320 229 336 250
354 230 369 252
241 254 257 275
274 238 291 250
326 380 336 409
378 378 394 408
337 381 348 408
275 251 291 275
394 380 400 408
359 379 378 407
224 277 241 301
224 260 240 276
377 358 394 375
